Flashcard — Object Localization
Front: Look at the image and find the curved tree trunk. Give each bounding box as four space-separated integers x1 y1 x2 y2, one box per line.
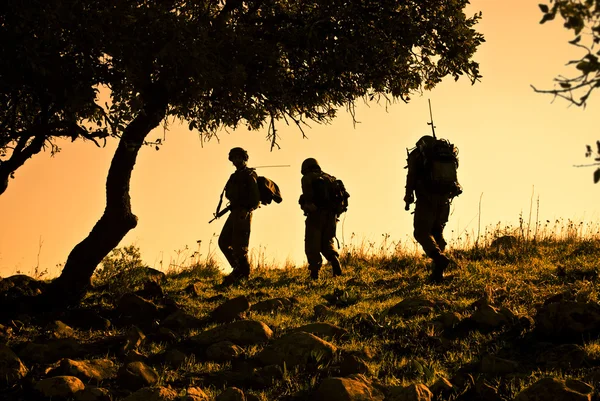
48 96 167 303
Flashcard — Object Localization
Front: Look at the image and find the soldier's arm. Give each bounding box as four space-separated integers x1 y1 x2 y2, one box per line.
405 152 418 196
300 175 317 212
248 173 260 210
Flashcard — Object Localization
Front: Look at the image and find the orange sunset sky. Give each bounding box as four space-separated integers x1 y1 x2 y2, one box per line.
1 0 599 278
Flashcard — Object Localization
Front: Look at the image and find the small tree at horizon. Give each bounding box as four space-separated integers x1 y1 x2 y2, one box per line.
8 0 484 304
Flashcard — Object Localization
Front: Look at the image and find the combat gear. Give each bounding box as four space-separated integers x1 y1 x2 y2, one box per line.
211 169 282 223
416 138 462 197
312 173 350 216
257 176 282 205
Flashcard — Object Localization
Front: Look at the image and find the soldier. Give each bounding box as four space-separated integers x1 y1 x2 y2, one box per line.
218 147 260 285
404 135 462 282
299 158 347 280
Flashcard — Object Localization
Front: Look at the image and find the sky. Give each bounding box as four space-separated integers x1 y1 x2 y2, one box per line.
1 0 600 278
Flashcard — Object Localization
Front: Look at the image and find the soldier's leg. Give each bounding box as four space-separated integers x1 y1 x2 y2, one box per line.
322 212 342 276
413 199 443 259
432 200 450 252
218 213 238 271
414 199 448 282
305 213 323 279
231 209 252 277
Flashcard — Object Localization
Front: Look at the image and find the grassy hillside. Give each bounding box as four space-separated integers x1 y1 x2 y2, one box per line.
1 230 600 400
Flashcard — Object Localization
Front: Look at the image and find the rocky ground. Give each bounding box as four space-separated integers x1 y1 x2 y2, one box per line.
0 239 600 400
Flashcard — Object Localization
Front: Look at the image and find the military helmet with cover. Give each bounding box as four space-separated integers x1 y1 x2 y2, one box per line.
301 158 321 174
228 147 249 161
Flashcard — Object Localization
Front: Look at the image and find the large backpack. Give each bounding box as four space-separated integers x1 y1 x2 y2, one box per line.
419 138 462 196
257 176 282 205
313 172 350 215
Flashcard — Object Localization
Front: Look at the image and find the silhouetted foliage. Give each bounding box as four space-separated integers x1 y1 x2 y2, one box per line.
535 0 600 106
7 0 484 303
0 1 114 195
535 1 600 183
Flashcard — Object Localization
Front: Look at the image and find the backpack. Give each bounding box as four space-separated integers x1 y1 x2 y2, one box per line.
418 138 462 196
313 172 350 215
257 176 282 205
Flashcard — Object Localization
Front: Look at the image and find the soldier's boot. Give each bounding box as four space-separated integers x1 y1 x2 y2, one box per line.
330 257 343 277
221 257 250 286
430 254 450 283
309 265 320 280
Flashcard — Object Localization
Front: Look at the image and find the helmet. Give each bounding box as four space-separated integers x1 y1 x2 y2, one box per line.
301 158 321 174
228 147 248 161
416 135 436 152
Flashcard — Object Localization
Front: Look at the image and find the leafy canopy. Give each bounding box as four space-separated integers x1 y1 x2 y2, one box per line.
1 0 483 183
536 0 600 106
536 0 600 183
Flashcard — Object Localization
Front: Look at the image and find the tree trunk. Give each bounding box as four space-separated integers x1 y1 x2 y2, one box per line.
48 95 167 303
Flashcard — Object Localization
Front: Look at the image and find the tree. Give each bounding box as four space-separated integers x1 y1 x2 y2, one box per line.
0 0 113 196
534 0 600 182
22 0 483 304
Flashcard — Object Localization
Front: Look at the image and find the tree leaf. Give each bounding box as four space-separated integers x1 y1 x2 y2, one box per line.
539 4 549 13
594 168 600 184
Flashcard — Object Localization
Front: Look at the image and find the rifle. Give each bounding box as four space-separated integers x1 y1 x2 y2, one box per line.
427 99 437 139
209 205 230 223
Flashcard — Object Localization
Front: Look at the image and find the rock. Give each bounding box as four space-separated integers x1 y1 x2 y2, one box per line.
117 361 159 390
250 297 296 313
19 338 82 364
206 341 244 361
0 343 28 384
252 364 284 388
190 320 273 346
161 309 206 330
339 354 370 376
257 331 336 368
210 296 251 323
534 301 600 341
314 304 340 319
34 376 85 399
62 308 112 330
292 322 349 340
480 354 519 374
434 312 461 329
388 297 445 318
182 386 210 401
134 280 164 299
47 320 76 339
515 377 593 401
216 386 246 401
314 374 384 401
115 294 160 327
121 386 179 401
471 304 511 330
386 383 433 401
0 274 47 298
536 344 587 369
152 348 188 367
52 358 117 383
122 326 146 353
74 386 112 401
429 378 453 398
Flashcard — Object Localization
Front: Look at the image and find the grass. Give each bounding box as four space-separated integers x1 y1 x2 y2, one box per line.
2 221 600 400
